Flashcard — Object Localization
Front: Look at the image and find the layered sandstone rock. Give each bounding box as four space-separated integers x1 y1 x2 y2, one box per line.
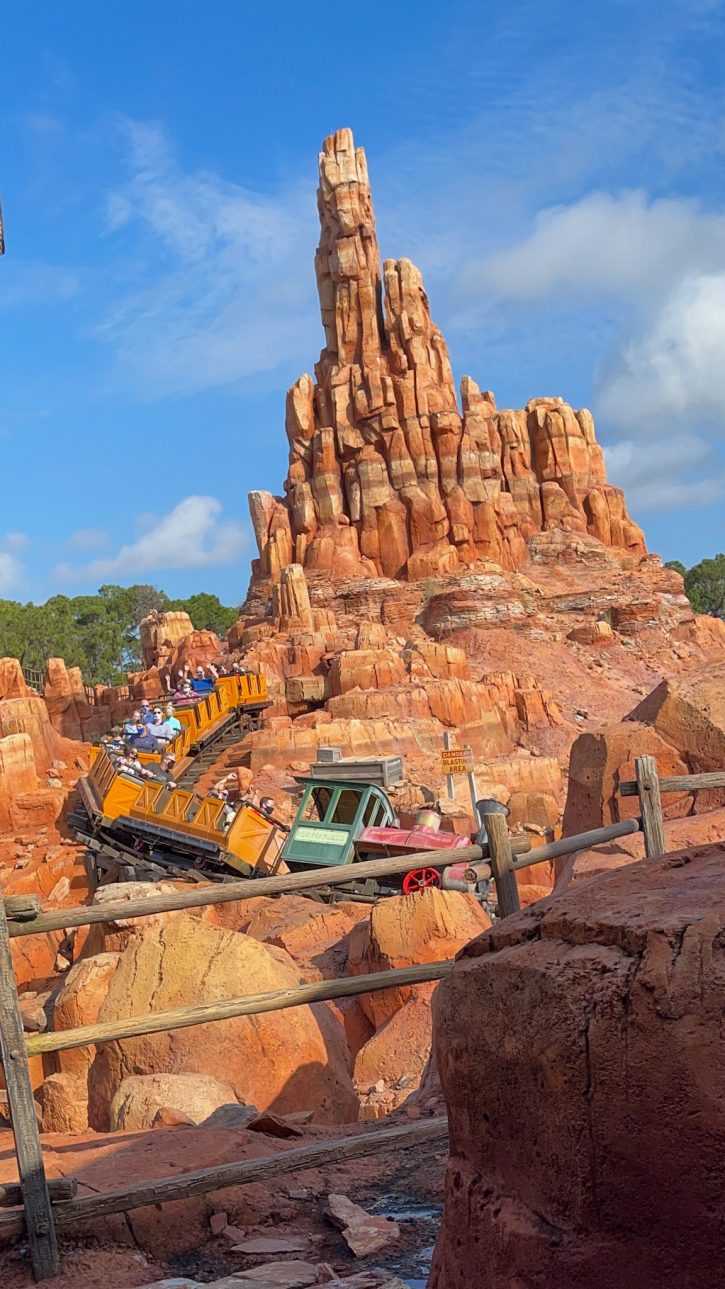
249 128 645 588
0 658 31 700
139 609 194 670
430 844 725 1288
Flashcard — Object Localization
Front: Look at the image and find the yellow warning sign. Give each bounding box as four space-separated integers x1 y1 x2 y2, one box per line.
440 748 474 775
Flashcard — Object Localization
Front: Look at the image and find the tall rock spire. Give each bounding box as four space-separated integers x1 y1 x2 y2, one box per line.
249 128 646 584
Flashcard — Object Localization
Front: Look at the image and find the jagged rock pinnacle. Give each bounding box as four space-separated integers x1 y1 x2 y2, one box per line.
249 128 645 584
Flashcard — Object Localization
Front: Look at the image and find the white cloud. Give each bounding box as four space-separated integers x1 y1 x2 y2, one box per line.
445 188 725 512
598 271 725 425
465 191 725 303
3 532 30 552
67 528 110 552
63 496 245 581
605 434 724 511
99 119 318 398
0 552 22 594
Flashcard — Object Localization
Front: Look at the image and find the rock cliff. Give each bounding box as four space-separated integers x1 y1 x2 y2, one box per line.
429 843 725 1288
249 128 644 587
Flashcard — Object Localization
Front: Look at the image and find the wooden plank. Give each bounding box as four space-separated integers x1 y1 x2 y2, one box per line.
484 811 521 918
0 891 60 1278
7 844 497 940
26 960 453 1058
619 770 725 797
0 1177 77 1207
511 817 642 871
635 755 666 859
0 1117 449 1237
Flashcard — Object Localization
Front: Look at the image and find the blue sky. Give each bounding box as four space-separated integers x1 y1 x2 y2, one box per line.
2 0 725 606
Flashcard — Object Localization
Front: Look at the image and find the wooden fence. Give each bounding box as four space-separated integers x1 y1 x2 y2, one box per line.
1 758 723 1279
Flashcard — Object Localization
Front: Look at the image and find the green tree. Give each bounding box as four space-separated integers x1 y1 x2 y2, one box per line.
168 592 238 636
0 583 237 684
681 554 725 619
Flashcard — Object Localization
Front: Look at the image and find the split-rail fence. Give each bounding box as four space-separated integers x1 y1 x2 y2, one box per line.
0 754 722 1279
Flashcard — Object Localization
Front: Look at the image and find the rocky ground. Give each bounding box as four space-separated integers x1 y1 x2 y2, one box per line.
0 1116 444 1289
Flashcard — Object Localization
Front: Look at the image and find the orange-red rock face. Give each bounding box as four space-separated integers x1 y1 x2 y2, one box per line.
249 128 645 587
139 609 195 670
429 844 725 1288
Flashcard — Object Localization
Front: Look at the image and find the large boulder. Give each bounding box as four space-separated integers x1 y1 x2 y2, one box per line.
50 952 122 1076
207 895 369 981
87 917 358 1129
628 665 725 809
556 804 725 888
562 720 691 835
429 844 725 1288
348 889 491 1027
37 1072 88 1133
109 1072 240 1130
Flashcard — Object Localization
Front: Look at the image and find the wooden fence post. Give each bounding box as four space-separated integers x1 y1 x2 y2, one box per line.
482 810 521 918
0 891 59 1280
635 755 666 858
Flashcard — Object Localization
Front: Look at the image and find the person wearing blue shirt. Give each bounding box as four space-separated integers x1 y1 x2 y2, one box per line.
130 723 161 753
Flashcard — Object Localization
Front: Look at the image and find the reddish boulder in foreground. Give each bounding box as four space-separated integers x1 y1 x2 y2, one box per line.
429 844 725 1288
87 917 358 1129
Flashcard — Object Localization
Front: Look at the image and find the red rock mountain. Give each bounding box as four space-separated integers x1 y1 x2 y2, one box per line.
249 127 645 586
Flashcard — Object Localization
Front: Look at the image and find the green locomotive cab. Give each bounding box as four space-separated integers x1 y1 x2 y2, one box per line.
281 777 396 870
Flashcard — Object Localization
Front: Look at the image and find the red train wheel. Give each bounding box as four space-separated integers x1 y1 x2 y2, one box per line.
403 866 442 894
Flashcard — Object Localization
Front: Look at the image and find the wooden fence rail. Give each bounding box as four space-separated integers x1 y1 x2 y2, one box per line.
4 843 513 940
2 760 724 1280
25 960 454 1058
0 1117 449 1239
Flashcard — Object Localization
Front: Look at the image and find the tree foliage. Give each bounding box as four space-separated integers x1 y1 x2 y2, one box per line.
665 554 725 620
0 584 238 686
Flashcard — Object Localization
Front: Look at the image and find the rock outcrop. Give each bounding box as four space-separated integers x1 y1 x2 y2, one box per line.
563 662 725 840
429 843 725 1288
139 610 195 670
249 128 644 588
109 1072 241 1131
87 917 358 1128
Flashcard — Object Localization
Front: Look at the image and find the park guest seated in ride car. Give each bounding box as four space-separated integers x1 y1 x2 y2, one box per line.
123 710 142 736
150 713 178 744
164 703 182 734
139 700 156 726
130 722 162 753
191 664 215 694
145 753 178 789
114 746 151 779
